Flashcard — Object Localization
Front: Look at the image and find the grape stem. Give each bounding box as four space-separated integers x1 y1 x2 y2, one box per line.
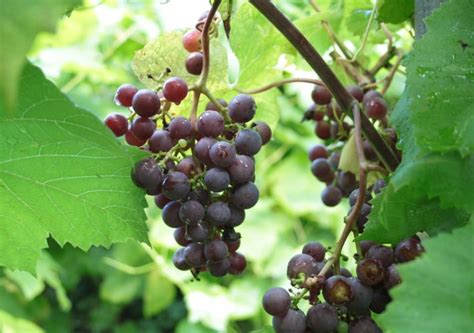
237 78 324 94
249 0 400 172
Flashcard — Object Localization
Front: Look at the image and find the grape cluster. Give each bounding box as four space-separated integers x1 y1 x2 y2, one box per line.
305 85 398 207
262 236 424 332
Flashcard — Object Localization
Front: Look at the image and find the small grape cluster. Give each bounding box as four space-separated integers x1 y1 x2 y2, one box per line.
305 85 397 207
262 236 424 333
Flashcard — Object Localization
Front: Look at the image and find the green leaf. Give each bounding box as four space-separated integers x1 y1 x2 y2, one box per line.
0 63 149 273
0 0 82 113
377 0 414 24
143 269 176 317
379 223 473 332
0 310 44 333
100 270 144 304
406 0 474 155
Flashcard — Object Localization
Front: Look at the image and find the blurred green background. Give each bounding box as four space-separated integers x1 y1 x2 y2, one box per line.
0 0 410 332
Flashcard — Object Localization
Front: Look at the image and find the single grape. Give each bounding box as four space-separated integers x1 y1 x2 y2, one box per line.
195 137 217 166
287 253 319 283
351 203 371 232
204 168 230 192
168 116 192 140
179 200 205 225
125 130 146 147
315 121 331 139
228 94 256 123
306 303 339 333
104 113 129 137
360 240 376 257
187 222 210 242
337 171 357 195
272 309 306 333
362 90 382 105
395 237 424 263
185 52 203 75
363 140 378 161
311 158 333 182
328 151 341 170
356 258 385 286
262 287 291 317
384 264 401 289
228 155 255 184
326 100 342 121
321 186 343 207
311 86 332 105
209 141 236 167
372 179 387 194
348 189 372 207
115 84 137 107
204 239 229 262
154 193 171 209
226 205 245 227
132 89 161 117
302 242 326 262
197 110 225 138
252 121 272 145
231 182 259 209
162 171 190 200
184 242 206 268
162 201 184 228
173 248 190 271
323 275 353 305
205 201 231 226
228 252 247 275
225 238 241 253
130 117 156 140
182 29 202 52
187 188 212 206
367 245 395 268
148 130 173 153
131 158 163 194
207 258 230 277
349 316 382 333
205 98 227 110
369 287 391 313
174 227 190 247
347 85 364 102
235 129 262 156
175 157 198 179
346 277 373 315
365 97 388 120
163 77 188 104
308 144 328 161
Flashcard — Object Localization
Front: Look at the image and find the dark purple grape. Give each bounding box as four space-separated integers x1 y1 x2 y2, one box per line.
369 287 391 313
326 100 342 121
168 116 192 140
204 240 229 262
323 275 353 304
347 85 364 102
179 200 205 225
363 140 378 161
172 248 190 271
228 94 256 123
205 201 231 226
302 242 326 262
306 303 339 333
315 121 331 139
349 316 382 333
226 239 241 253
204 168 230 192
207 259 230 277
337 171 357 195
272 309 306 333
226 205 245 227
228 252 247 275
174 227 190 246
231 182 259 209
154 193 171 209
356 258 385 286
132 89 161 117
125 130 146 147
384 264 401 289
185 52 203 75
197 111 225 138
131 158 163 191
365 97 388 120
328 151 341 170
373 179 386 194
395 237 424 263
311 158 333 182
182 29 202 52
252 121 272 145
195 137 217 166
362 90 382 105
130 117 156 140
162 171 190 200
115 84 137 107
205 98 227 110
184 242 206 268
351 203 371 232
360 240 376 257
311 86 332 105
235 129 262 156
163 77 188 104
349 189 372 207
175 157 198 179
346 277 373 315
228 155 255 184
341 267 352 277
187 222 210 242
104 113 128 137
187 188 212 206
262 287 291 317
162 201 184 228
367 245 394 268
308 144 328 161
321 186 342 207
148 130 173 153
287 253 319 282
209 141 236 167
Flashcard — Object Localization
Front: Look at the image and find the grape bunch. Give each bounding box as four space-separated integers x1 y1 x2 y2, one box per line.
305 85 398 207
262 235 424 333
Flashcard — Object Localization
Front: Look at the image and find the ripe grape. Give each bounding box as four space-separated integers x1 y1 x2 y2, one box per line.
175 157 198 178
323 275 353 304
328 151 340 170
326 100 342 120
179 200 205 225
321 186 342 207
369 287 391 313
337 171 357 194
362 90 382 105
104 113 129 137
187 222 210 242
308 144 328 161
262 287 291 317
207 259 230 277
311 86 332 105
228 252 247 275
226 205 245 227
395 237 424 263
163 77 188 104
366 245 395 268
311 158 333 182
154 193 171 209
354 203 371 232
125 130 146 147
185 52 203 75
174 227 190 247
162 201 184 228
209 141 237 167
363 140 378 161
272 309 306 333
182 30 202 52
306 303 339 333
315 121 331 139
168 116 192 140
148 130 173 153
162 171 190 200
173 248 190 271
346 277 373 315
132 89 161 117
226 238 241 253
286 253 319 282
228 94 256 123
360 240 376 257
349 316 382 333
195 137 217 166
373 179 386 194
356 258 385 286
228 155 255 184
252 121 272 145
197 110 225 137
365 97 388 120
384 264 401 289
231 182 259 209
347 85 364 102
204 239 229 262
114 83 137 107
131 158 163 194
302 242 326 261
349 188 372 207
188 188 212 206
184 242 206 268
205 201 231 226
204 168 230 192
205 98 227 111
130 117 156 140
235 129 262 156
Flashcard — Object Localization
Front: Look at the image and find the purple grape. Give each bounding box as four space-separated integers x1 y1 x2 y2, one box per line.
209 141 236 167
195 137 217 166
204 240 229 262
205 98 227 111
395 237 424 263
287 253 319 282
311 86 332 105
168 116 192 140
104 113 129 137
115 84 137 107
302 242 326 261
228 252 247 275
308 144 328 161
349 316 382 333
226 205 245 227
252 121 272 145
148 130 173 153
175 157 198 179
228 94 256 123
207 259 230 277
231 182 259 209
366 245 395 268
321 186 342 207
235 129 262 156
130 117 156 140
204 168 230 192
163 77 188 104
205 201 231 226
322 275 353 305
172 248 190 271
187 222 210 242
384 264 401 289
262 287 291 317
369 287 391 313
162 201 184 228
183 242 206 268
132 89 161 117
197 111 225 137
179 200 205 225
306 303 339 333
185 52 203 75
346 277 373 315
174 227 190 246
162 171 190 200
311 158 333 182
272 309 306 333
356 258 385 286
228 155 255 184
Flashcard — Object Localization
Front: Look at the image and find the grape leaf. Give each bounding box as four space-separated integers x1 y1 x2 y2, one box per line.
377 0 414 24
143 269 176 317
0 63 149 273
379 223 473 332
0 310 44 333
407 0 474 155
0 0 81 114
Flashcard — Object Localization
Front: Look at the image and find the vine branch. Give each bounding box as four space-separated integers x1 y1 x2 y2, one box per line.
238 78 324 94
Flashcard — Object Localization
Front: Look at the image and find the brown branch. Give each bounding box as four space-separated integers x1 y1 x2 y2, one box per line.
249 0 400 172
238 78 324 94
381 51 404 95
